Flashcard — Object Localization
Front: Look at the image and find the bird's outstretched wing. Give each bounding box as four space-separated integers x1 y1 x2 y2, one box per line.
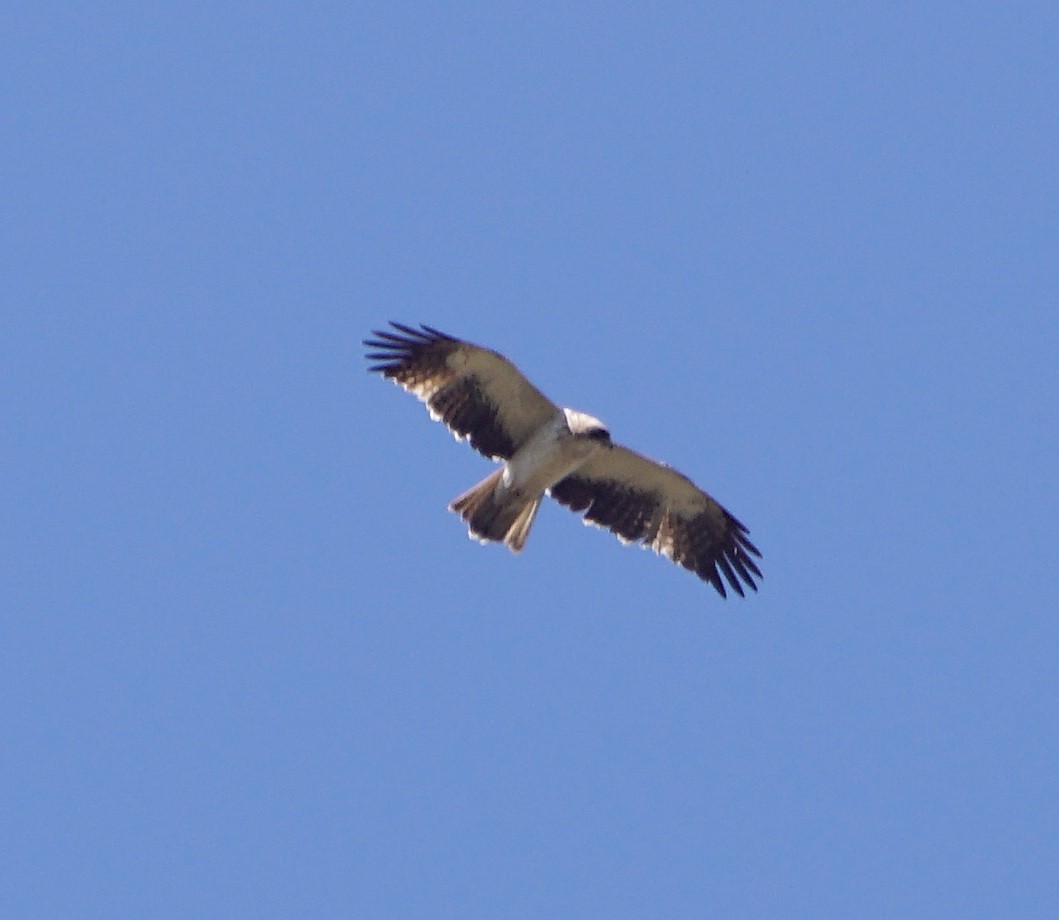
365 323 561 460
549 445 762 597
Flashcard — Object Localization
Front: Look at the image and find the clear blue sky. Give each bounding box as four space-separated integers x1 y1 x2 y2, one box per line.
4 3 1057 917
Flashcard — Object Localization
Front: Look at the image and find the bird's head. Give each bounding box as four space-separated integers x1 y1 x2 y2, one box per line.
564 408 611 444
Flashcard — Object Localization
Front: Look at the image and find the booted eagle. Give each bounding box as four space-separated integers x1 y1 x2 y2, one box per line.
364 323 761 597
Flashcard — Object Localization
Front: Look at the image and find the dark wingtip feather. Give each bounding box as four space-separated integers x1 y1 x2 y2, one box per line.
365 332 412 346
386 320 444 341
419 323 456 340
709 569 727 598
716 556 746 598
738 550 762 581
739 533 762 559
364 322 460 376
728 553 759 592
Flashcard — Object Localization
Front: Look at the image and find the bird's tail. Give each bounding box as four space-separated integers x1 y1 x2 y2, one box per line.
449 468 542 553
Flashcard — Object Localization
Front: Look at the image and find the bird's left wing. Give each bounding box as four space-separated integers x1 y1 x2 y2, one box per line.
549 445 762 597
365 323 561 460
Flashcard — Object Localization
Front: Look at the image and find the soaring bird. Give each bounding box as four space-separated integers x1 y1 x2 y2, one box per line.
364 323 761 597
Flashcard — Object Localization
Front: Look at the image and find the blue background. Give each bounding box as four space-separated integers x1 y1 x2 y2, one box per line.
4 3 1057 917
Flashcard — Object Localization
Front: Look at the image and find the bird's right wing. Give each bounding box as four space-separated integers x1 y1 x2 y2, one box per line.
365 323 561 460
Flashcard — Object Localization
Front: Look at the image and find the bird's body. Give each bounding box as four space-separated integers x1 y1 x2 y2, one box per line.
365 323 761 597
449 407 611 552
505 410 606 497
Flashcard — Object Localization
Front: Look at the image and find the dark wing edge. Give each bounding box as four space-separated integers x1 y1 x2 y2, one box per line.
364 321 459 375
364 322 556 461
549 456 762 598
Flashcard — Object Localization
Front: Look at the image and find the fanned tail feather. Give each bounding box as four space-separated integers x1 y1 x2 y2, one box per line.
505 498 541 552
449 469 541 553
